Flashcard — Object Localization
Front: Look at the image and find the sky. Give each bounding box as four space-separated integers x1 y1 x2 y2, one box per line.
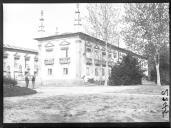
3 3 125 50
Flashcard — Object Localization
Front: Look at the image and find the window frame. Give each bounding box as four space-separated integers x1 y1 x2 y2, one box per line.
48 68 52 75
63 68 68 75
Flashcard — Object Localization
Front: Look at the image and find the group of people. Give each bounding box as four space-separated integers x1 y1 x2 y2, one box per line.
25 72 36 89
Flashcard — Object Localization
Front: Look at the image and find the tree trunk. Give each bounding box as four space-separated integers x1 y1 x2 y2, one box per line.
155 53 161 86
155 63 161 86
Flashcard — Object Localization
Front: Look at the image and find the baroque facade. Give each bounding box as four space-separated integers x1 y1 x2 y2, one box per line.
34 32 148 84
3 32 148 84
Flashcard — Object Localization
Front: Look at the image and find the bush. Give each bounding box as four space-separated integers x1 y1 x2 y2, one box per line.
109 54 144 86
87 78 95 83
87 79 105 85
3 76 17 86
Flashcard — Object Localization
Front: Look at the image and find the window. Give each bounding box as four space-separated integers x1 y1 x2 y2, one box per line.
63 68 68 75
48 68 52 75
7 66 10 72
108 54 112 58
61 47 69 58
95 68 98 76
86 67 90 76
102 68 105 76
19 65 22 72
95 50 99 59
113 51 117 58
14 61 18 69
102 52 106 56
86 47 92 52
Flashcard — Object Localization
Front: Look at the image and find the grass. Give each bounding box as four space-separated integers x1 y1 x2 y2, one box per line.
3 84 37 97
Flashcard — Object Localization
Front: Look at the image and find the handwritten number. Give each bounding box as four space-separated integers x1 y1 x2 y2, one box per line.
161 89 168 96
162 97 168 101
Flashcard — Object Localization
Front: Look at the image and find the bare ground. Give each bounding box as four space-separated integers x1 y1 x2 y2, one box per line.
3 85 169 123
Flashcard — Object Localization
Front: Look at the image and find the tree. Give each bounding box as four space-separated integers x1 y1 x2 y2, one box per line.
150 45 170 85
109 54 144 85
85 4 121 86
123 3 169 85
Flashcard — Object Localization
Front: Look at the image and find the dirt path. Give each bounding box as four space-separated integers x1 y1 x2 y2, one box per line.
4 85 169 122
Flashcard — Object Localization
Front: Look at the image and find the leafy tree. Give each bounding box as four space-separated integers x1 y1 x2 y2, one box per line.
109 54 144 85
123 3 169 85
85 4 121 86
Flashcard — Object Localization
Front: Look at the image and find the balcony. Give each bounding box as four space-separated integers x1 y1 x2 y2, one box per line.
59 57 70 64
44 59 54 65
86 58 92 65
94 59 101 66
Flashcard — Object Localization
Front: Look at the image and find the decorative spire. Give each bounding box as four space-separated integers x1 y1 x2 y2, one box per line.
55 27 58 34
74 3 82 32
38 10 45 32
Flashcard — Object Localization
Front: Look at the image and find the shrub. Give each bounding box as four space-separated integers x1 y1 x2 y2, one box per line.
87 78 95 83
109 54 144 86
3 76 17 86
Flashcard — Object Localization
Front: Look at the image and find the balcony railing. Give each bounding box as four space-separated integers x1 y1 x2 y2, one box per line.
86 58 92 65
94 59 101 66
59 57 70 64
44 59 54 65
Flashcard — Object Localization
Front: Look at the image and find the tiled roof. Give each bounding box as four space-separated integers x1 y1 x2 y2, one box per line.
3 44 38 54
35 32 147 60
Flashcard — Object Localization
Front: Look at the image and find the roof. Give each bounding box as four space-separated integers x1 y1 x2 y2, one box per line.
35 32 147 60
3 44 38 54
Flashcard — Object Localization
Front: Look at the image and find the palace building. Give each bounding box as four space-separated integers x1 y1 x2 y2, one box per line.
35 32 148 84
3 44 38 81
3 32 148 85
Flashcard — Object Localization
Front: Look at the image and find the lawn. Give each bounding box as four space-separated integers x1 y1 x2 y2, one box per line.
3 85 169 123
3 85 37 97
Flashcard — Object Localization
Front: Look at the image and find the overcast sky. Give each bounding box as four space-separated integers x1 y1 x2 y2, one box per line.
3 3 125 50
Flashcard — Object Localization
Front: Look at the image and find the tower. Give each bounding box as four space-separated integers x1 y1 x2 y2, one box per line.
74 3 82 32
37 10 45 85
38 10 45 35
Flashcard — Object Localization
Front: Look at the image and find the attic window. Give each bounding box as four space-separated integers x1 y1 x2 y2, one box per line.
60 41 70 46
14 53 20 60
94 45 99 50
34 56 38 61
85 41 92 47
45 43 54 52
25 54 30 61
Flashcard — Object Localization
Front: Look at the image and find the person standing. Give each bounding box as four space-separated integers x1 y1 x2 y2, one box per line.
25 72 29 88
32 73 36 89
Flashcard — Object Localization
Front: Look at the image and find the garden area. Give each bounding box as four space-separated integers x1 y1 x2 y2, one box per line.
3 76 37 97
